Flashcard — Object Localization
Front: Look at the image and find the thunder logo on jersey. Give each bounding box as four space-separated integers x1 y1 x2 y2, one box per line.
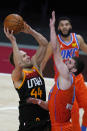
57 33 79 61
61 47 78 59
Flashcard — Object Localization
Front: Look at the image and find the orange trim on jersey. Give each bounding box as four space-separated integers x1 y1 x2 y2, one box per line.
22 66 43 79
18 70 26 89
33 66 43 79
22 67 34 73
17 66 43 89
57 33 79 50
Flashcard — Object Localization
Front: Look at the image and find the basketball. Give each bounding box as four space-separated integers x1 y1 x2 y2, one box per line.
4 14 24 34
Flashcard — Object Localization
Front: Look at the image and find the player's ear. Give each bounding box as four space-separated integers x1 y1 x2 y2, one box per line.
70 24 72 30
58 26 59 31
73 68 77 73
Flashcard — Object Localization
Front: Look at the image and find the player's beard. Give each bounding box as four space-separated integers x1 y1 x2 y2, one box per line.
58 28 72 37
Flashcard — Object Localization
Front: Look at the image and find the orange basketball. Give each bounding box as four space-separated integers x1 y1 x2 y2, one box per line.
4 14 24 34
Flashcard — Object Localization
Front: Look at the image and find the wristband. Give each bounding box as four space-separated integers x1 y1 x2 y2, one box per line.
38 100 42 105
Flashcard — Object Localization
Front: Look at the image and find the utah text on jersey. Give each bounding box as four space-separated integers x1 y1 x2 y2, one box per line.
27 77 43 89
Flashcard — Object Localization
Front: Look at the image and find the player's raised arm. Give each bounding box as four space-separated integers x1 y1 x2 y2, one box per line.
50 11 57 51
22 22 49 69
4 28 22 67
4 28 23 81
22 22 48 46
50 11 70 80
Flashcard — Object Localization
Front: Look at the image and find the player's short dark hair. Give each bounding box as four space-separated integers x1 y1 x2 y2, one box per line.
9 52 15 66
73 57 85 76
58 16 72 26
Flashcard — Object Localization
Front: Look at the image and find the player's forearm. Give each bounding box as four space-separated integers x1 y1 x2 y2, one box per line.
29 28 48 46
40 59 47 72
26 98 49 111
11 40 22 67
50 11 60 55
50 26 60 57
50 26 57 51
37 99 49 111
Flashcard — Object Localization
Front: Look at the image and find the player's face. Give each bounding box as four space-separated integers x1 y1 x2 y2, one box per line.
65 59 77 73
58 20 72 37
20 50 33 68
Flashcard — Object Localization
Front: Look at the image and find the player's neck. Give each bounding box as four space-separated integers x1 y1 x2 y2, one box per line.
60 34 71 43
24 66 34 71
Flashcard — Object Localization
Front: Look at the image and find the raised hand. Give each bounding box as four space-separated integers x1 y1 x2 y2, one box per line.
21 21 32 34
4 27 16 43
50 11 55 28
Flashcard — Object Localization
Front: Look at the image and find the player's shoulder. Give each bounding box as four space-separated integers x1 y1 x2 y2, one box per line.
75 73 84 81
75 34 85 47
11 67 23 82
76 34 83 41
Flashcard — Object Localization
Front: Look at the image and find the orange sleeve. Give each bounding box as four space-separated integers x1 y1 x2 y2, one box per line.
82 108 87 127
71 98 81 131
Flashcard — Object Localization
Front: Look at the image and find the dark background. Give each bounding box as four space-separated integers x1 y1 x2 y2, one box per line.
0 0 87 80
0 0 87 44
